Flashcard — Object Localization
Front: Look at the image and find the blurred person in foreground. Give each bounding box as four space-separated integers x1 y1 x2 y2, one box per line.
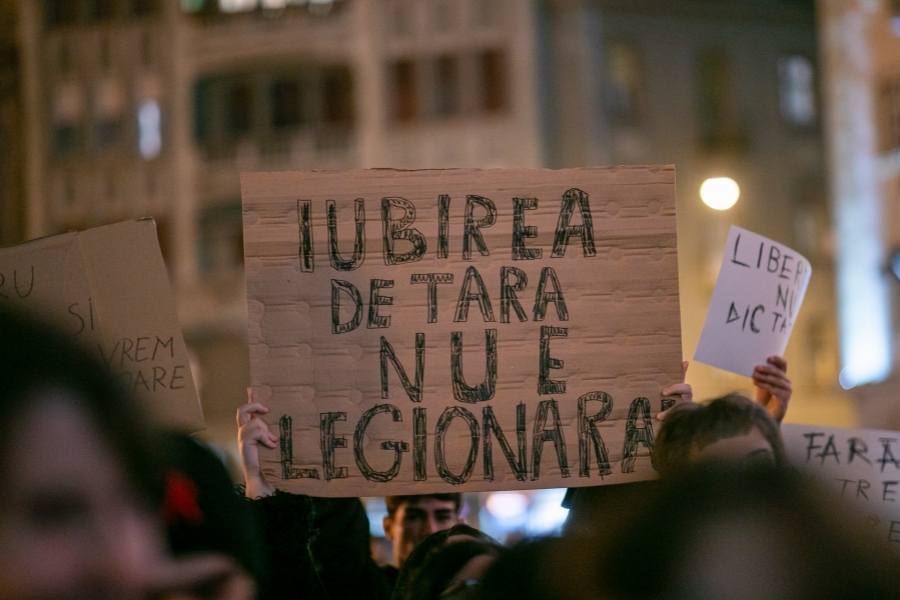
238 397 462 599
390 524 501 600
564 356 791 524
478 465 900 600
0 309 253 600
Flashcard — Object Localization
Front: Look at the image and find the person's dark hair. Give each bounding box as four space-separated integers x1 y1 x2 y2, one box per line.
0 309 161 505
476 467 900 600
652 393 785 476
596 465 900 600
159 433 266 585
386 493 463 518
391 524 500 600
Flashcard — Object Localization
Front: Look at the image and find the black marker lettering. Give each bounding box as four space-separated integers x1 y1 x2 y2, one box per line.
621 397 654 473
533 267 569 321
578 391 613 477
280 415 319 479
411 273 453 324
438 194 450 259
413 407 427 481
731 234 750 267
532 398 569 480
380 334 425 403
382 197 426 265
327 198 366 271
500 266 528 323
849 437 872 465
552 188 596 258
512 197 542 260
68 303 85 335
298 200 314 272
435 406 479 485
451 329 497 403
454 266 495 322
462 195 496 260
353 404 409 482
332 279 364 334
14 266 34 298
483 404 527 482
538 326 567 395
320 412 348 481
367 279 394 329
152 336 175 361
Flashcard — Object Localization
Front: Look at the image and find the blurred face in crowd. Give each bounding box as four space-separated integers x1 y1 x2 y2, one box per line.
0 391 164 600
692 425 776 467
384 497 460 567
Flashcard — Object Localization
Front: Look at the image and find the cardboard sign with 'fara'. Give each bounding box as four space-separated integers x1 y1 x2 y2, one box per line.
0 220 204 432
242 167 683 496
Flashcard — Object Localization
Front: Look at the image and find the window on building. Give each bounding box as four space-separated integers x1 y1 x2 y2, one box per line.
53 82 85 155
138 99 162 159
227 82 254 135
387 0 413 38
778 55 816 127
140 33 153 66
129 0 160 16
880 75 900 154
219 0 257 12
99 38 111 71
697 49 743 149
431 0 457 33
58 42 71 75
45 0 82 27
271 78 304 128
194 65 356 156
87 0 117 21
322 67 354 124
606 43 642 125
93 79 125 149
892 0 900 36
391 60 418 121
193 78 213 143
479 49 508 113
434 55 460 117
199 203 244 273
472 0 499 28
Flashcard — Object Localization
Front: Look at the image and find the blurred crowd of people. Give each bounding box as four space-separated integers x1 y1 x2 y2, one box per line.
1 307 899 600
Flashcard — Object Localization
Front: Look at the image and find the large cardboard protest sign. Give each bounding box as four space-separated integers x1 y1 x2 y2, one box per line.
783 424 900 551
242 167 682 496
694 226 812 377
0 220 204 432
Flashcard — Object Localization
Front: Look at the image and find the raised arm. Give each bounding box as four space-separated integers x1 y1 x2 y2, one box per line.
753 355 792 423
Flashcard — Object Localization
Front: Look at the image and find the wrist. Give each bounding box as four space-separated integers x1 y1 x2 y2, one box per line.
244 475 275 499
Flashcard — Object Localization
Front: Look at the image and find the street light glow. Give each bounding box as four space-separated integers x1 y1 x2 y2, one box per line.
700 177 740 210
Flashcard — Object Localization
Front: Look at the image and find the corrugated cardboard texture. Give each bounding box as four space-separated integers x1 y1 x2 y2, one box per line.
242 167 681 496
0 220 204 432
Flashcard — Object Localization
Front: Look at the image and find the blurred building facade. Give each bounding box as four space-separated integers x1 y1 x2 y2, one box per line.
16 0 541 443
0 0 23 246
537 0 848 426
10 0 854 446
819 0 900 429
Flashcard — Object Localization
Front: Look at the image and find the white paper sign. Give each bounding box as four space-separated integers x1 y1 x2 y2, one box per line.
694 226 811 377
782 423 900 551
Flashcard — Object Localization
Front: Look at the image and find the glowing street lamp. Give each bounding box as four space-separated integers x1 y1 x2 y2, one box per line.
700 177 740 210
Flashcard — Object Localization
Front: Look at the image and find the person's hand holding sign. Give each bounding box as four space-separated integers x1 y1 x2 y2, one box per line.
753 355 791 423
657 361 694 421
237 389 277 499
